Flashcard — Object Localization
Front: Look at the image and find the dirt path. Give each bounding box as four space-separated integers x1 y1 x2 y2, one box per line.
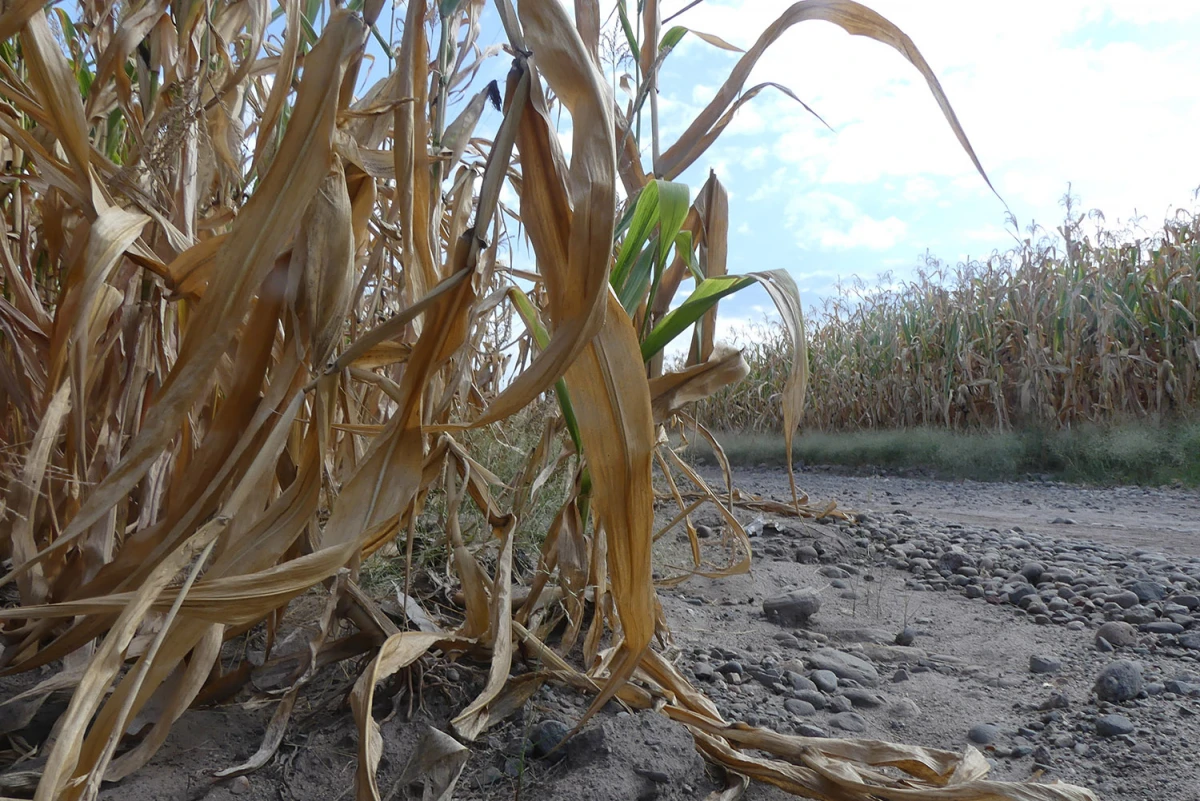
735 468 1200 557
6 471 1200 801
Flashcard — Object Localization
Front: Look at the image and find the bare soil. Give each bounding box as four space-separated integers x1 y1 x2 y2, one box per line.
4 470 1199 801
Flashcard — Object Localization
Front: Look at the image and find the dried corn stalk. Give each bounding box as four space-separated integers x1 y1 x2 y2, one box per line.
0 1 1093 800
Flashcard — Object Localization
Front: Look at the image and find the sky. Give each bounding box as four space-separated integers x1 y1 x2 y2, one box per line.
357 0 1200 343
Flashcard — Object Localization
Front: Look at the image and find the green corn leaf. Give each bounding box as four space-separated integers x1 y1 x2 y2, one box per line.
641 274 754 361
618 239 658 314
508 288 583 454
611 181 660 292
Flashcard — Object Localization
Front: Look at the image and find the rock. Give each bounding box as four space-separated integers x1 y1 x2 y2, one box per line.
887 699 921 718
806 649 880 687
1108 590 1140 609
826 695 853 713
1165 679 1200 696
818 566 850 579
968 723 1000 745
1127 580 1166 603
1122 605 1157 625
892 669 910 683
695 524 714 539
828 712 868 733
528 719 571 759
783 699 816 717
717 661 744 676
894 627 917 647
1051 517 1076 525
1093 660 1144 703
794 724 827 737
1038 692 1070 710
1095 621 1137 647
692 662 715 682
1141 621 1184 634
1095 714 1135 737
763 589 822 625
841 688 885 708
1029 655 1062 674
1180 632 1200 651
794 690 827 709
229 776 252 795
938 551 974 573
1173 594 1200 610
1019 562 1046 583
795 545 820 564
810 670 839 693
1008 585 1037 605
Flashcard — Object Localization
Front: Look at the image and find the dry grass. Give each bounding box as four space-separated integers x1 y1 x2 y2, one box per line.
0 2 1093 800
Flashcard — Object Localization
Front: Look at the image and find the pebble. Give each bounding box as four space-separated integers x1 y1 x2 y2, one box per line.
783 699 816 717
887 698 921 718
1095 621 1137 648
527 719 571 759
840 688 886 708
806 649 880 687
968 723 1001 745
762 589 822 625
1093 660 1144 702
1095 714 1135 737
1029 655 1062 674
894 627 917 646
810 670 839 693
828 712 868 733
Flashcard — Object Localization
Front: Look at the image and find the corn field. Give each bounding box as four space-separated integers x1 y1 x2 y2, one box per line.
697 204 1200 434
0 1 1095 799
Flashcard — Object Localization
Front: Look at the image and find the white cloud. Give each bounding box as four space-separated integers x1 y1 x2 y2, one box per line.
661 0 1200 224
785 191 909 251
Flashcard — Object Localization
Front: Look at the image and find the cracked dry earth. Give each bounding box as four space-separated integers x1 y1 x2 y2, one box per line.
7 470 1200 801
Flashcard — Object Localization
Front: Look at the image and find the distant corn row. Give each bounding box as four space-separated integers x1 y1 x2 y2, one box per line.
696 207 1200 432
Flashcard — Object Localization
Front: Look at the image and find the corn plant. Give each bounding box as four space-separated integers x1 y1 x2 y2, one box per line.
0 1 1092 800
697 206 1200 434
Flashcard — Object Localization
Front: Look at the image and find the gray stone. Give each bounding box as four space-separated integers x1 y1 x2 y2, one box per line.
1164 679 1200 696
828 712 868 733
1095 714 1135 737
1141 621 1184 634
840 688 886 708
1122 605 1157 625
894 627 916 647
692 662 715 682
1093 660 1144 702
1108 590 1140 609
1095 621 1138 647
795 545 820 564
527 719 571 759
1029 655 1062 674
810 669 839 693
1019 562 1046 583
794 690 827 709
818 566 850 579
967 723 1000 745
763 589 822 625
887 698 921 719
1173 594 1200 610
794 723 827 737
783 699 817 717
1127 580 1166 603
806 649 880 687
826 695 853 713
1180 632 1200 651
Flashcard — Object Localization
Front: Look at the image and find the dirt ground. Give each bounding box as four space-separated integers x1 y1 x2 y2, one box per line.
4 469 1200 801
